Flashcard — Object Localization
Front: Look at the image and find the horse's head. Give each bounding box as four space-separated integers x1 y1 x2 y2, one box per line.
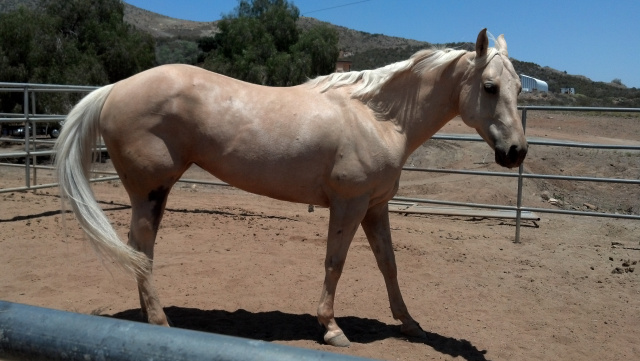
457 29 528 168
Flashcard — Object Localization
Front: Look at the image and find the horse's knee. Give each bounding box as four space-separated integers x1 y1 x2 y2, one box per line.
325 255 346 274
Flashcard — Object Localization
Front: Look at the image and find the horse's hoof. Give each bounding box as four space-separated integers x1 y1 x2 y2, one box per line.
324 332 351 347
401 322 427 339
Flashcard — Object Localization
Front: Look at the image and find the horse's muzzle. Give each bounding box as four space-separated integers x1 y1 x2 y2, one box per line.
495 143 528 168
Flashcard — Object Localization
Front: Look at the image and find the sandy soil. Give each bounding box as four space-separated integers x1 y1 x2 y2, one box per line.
1 112 639 360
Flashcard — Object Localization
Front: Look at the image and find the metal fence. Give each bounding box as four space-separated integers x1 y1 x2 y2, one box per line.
0 82 99 190
395 106 640 242
1 83 639 243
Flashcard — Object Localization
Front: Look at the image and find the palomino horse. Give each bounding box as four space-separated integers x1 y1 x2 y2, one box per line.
55 29 526 347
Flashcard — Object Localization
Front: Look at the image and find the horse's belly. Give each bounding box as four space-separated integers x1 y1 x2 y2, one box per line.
196 148 332 206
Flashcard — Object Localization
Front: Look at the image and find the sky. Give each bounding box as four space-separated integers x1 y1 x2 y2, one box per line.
125 0 640 89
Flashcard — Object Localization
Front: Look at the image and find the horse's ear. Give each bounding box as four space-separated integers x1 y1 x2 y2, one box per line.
475 28 488 58
496 34 508 56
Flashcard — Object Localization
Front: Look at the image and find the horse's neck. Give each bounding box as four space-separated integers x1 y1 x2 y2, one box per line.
369 62 462 157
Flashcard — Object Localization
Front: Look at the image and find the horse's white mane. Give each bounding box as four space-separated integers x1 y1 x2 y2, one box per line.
308 46 501 100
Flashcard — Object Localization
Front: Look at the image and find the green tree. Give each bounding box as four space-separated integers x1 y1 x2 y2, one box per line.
0 0 156 113
0 7 37 83
202 0 339 86
611 78 624 86
40 0 155 82
156 39 201 65
292 24 340 76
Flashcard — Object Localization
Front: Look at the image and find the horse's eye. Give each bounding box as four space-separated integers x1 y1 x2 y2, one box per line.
484 83 498 95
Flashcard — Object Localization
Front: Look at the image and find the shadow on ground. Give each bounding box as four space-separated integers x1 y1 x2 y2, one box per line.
110 307 489 361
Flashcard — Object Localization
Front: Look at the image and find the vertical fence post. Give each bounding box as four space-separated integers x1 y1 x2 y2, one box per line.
515 107 528 243
23 86 31 189
31 90 38 186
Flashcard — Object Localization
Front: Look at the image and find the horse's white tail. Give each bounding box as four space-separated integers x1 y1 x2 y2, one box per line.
55 84 151 278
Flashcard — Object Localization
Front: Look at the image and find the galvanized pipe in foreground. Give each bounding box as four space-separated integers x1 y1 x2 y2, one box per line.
0 301 376 361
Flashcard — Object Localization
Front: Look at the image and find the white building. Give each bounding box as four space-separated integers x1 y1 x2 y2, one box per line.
519 74 548 93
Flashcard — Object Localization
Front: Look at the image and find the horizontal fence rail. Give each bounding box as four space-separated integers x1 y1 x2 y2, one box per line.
0 300 376 361
1 83 639 243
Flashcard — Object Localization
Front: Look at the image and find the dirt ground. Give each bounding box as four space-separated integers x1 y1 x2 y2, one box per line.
1 112 639 360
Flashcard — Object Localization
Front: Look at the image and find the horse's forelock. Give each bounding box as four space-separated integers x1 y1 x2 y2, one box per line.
470 47 502 68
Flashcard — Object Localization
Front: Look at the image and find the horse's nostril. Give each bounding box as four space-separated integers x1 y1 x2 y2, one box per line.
509 144 528 164
508 145 519 163
495 143 527 168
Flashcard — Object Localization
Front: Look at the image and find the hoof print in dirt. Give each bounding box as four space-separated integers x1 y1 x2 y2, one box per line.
611 259 637 274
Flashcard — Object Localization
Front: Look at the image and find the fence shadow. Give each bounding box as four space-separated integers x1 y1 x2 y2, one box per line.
110 306 489 361
0 204 130 223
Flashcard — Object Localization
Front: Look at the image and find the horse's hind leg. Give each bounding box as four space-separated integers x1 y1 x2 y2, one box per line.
360 202 426 339
127 187 171 326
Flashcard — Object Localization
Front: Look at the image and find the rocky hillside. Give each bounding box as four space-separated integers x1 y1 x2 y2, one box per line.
1 1 426 52
121 5 432 55
122 3 219 39
3 0 638 106
297 17 430 54
120 3 640 105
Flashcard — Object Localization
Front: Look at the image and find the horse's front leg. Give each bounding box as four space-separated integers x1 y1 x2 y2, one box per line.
317 196 369 347
361 202 426 339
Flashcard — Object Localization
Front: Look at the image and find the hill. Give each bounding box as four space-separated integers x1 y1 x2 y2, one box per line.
297 17 431 54
2 0 638 106
122 3 219 39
